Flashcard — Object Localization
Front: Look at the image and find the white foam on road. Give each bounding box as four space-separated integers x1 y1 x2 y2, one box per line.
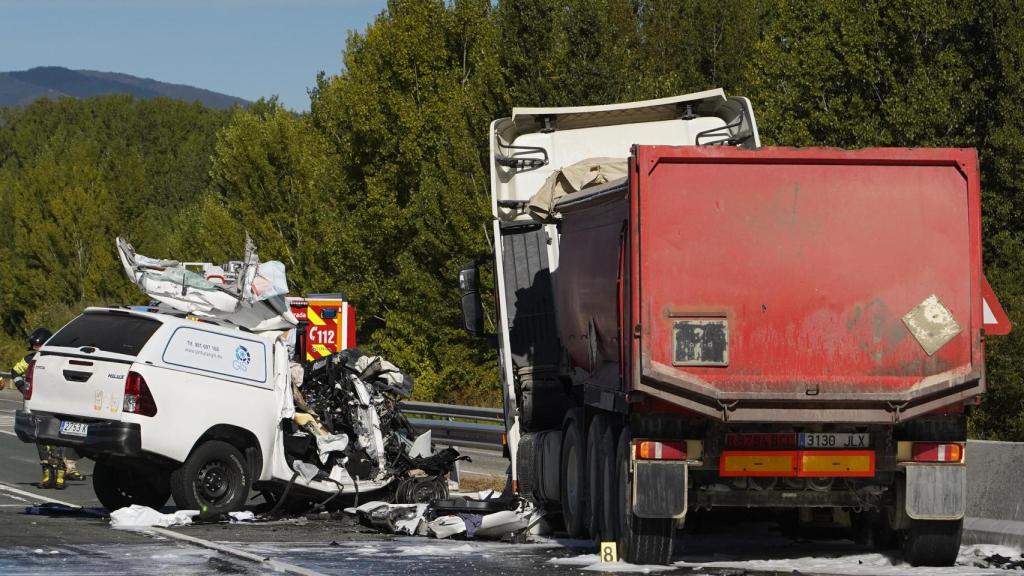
547 529 1023 575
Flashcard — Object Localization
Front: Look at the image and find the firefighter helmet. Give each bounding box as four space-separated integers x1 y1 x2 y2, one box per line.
28 327 52 349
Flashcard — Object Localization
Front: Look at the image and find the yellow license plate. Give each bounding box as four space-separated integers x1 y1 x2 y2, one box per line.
720 451 796 477
798 450 875 477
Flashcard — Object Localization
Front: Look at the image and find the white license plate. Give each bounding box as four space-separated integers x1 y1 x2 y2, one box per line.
799 432 869 449
59 420 88 437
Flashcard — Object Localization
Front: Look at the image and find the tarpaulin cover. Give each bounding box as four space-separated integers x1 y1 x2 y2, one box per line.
528 157 627 222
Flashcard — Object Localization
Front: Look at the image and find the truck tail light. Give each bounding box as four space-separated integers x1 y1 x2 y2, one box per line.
911 442 963 463
24 360 35 400
634 440 687 460
123 371 157 417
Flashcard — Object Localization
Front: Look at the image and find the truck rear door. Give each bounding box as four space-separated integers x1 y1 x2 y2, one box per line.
29 310 162 422
631 147 983 423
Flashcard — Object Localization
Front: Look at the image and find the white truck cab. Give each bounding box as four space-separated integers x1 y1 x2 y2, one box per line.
16 306 390 514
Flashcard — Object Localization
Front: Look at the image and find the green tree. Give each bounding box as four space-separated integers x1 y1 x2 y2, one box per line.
308 0 503 403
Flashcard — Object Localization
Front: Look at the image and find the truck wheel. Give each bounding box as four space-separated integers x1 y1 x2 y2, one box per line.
517 433 540 503
597 419 620 541
560 411 588 538
902 519 962 567
616 426 674 565
586 414 607 539
170 440 250 516
92 460 170 512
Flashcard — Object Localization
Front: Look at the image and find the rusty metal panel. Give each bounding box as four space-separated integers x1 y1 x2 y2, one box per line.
632 147 984 421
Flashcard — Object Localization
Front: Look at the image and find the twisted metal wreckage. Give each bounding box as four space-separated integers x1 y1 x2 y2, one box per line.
115 236 541 539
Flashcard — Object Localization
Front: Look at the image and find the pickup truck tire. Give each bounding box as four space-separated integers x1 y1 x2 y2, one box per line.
902 518 962 567
617 426 674 565
92 460 170 512
560 410 587 538
170 440 250 516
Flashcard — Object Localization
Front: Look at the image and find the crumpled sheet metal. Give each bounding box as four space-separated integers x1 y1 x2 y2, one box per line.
115 235 297 333
348 498 539 541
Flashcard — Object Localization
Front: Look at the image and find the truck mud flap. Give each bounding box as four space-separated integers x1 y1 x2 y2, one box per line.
905 463 965 520
633 461 687 519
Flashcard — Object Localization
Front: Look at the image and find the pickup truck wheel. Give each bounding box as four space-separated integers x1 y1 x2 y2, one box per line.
92 461 170 512
902 518 962 567
560 411 588 538
170 440 250 516
616 426 674 565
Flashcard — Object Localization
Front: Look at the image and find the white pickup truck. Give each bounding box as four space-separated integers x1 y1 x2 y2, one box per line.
15 306 393 514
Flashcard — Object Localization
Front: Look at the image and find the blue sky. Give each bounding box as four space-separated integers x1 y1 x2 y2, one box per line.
0 0 388 111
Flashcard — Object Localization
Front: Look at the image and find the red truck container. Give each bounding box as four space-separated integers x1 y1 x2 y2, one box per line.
460 92 1009 567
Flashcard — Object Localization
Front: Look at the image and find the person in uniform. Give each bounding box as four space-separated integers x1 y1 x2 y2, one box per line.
10 328 83 488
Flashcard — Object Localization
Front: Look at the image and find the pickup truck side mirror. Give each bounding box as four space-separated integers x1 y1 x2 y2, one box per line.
459 263 484 336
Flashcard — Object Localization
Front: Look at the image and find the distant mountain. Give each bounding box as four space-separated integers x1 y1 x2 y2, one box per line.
0 66 249 109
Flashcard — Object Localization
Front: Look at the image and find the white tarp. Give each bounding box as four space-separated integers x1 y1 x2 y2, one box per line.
109 505 199 529
116 235 298 333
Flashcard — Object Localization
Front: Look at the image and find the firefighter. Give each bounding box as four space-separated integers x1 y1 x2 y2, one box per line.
10 328 83 488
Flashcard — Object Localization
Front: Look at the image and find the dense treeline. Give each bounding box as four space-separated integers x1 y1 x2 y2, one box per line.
2 0 1023 436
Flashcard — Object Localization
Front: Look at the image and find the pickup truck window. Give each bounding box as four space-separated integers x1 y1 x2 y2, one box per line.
48 312 161 356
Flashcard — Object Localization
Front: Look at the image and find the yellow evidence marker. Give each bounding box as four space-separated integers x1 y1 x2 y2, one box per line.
599 541 618 563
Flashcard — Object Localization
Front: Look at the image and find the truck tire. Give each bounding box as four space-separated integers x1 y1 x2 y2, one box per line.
560 410 588 538
517 433 540 503
585 414 607 538
597 419 620 541
616 426 674 565
170 440 250 516
92 460 171 512
902 519 962 567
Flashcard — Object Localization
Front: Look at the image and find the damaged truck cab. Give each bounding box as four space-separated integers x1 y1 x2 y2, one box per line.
462 90 1010 566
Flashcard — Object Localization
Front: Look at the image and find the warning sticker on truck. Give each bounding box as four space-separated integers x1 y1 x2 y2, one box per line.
673 319 728 366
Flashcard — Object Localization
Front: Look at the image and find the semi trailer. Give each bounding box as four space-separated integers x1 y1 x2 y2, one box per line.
459 90 1011 566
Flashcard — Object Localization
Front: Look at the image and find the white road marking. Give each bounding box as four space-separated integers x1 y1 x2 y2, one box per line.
0 481 80 508
144 527 328 576
0 430 17 437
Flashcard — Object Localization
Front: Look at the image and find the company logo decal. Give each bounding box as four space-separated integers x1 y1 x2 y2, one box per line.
233 345 252 372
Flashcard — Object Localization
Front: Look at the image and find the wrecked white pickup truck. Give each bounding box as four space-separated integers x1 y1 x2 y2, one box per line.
16 237 459 516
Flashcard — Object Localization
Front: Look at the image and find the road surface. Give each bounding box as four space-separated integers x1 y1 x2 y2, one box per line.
0 388 1016 575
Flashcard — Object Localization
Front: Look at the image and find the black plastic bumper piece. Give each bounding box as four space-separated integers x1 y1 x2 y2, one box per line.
15 410 141 457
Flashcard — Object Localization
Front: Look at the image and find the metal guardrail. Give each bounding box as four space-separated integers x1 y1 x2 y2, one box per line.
400 401 505 452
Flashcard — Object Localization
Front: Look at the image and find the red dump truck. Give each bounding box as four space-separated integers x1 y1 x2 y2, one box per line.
458 90 1010 566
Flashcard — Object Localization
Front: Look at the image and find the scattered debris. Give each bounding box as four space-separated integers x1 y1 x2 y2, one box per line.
345 493 543 542
227 510 256 523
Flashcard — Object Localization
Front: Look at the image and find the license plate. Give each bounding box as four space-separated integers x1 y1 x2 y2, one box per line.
59 420 88 437
799 432 869 449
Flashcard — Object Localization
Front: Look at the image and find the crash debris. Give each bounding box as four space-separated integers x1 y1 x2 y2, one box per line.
347 489 544 541
279 347 465 502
